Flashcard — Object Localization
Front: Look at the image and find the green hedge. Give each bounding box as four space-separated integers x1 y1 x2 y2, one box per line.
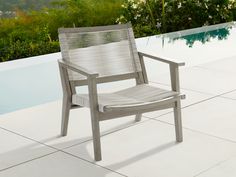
0 0 124 62
118 0 236 37
1 0 236 62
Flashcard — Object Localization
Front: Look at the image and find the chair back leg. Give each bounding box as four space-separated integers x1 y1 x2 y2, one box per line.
173 99 183 142
135 114 142 122
61 96 71 136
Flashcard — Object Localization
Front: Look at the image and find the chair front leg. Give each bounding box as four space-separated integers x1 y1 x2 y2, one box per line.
88 77 102 161
58 62 72 136
174 99 183 142
170 65 183 142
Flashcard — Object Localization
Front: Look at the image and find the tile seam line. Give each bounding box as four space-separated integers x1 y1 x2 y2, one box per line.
193 156 236 177
59 120 236 177
150 81 236 97
144 88 236 120
195 65 236 74
2 86 236 151
1 86 236 149
144 97 224 120
62 118 236 177
149 81 217 95
0 123 130 177
2 88 236 174
0 151 58 173
0 118 151 153
0 126 130 177
183 88 236 108
58 150 129 177
219 96 236 101
60 118 151 150
1 122 235 176
194 57 236 68
0 126 60 151
0 149 128 177
150 118 236 144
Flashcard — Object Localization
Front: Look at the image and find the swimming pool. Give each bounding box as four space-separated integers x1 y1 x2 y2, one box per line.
1 22 236 114
0 53 62 114
136 21 236 66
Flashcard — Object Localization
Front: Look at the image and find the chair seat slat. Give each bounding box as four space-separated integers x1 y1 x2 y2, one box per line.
72 84 179 112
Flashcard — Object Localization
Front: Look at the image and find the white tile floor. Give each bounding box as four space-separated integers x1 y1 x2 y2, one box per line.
1 56 236 177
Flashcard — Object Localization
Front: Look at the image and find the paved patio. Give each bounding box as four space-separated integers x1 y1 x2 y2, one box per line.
1 55 236 177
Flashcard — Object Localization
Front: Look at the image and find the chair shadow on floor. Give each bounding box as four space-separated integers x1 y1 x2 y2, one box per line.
53 117 179 174
0 115 177 176
73 136 178 170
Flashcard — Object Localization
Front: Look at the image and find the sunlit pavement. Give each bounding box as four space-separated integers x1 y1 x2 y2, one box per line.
1 52 236 177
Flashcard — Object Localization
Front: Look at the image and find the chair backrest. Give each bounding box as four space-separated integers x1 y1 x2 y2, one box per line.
58 23 142 83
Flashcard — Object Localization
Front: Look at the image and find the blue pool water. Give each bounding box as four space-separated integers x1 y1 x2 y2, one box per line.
136 21 236 66
0 59 62 114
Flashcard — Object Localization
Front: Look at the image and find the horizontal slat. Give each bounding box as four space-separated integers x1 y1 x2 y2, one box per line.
72 84 179 112
66 41 141 80
138 51 185 66
99 102 175 120
58 23 132 33
58 59 99 78
58 23 142 83
71 73 137 86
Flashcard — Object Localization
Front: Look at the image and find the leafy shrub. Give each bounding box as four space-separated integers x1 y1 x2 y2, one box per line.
1 0 236 61
0 0 124 62
118 0 236 37
0 11 60 62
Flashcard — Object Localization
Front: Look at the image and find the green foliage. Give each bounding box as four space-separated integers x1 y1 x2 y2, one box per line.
1 0 236 62
174 28 231 47
0 11 60 62
117 0 160 37
118 0 236 37
0 0 55 11
0 0 124 62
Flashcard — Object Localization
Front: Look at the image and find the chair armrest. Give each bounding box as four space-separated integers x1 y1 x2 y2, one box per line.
58 59 99 78
138 51 185 67
138 52 184 92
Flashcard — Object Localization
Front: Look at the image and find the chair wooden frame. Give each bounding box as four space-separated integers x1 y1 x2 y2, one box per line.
58 24 185 161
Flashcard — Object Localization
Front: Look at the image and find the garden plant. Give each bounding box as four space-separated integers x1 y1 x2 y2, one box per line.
0 0 236 62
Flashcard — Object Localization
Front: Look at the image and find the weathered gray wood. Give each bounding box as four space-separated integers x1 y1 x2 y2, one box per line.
73 84 179 112
133 52 147 122
57 23 185 161
103 96 180 113
99 102 175 121
135 71 144 85
72 72 137 86
138 53 149 84
58 62 72 136
138 51 185 67
133 52 150 122
70 81 77 95
169 65 183 142
61 95 71 136
58 59 99 78
59 23 142 82
88 77 102 161
174 100 183 142
169 65 180 92
59 23 132 33
135 114 142 122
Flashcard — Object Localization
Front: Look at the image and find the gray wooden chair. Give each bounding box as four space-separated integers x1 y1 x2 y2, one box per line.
58 23 185 161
